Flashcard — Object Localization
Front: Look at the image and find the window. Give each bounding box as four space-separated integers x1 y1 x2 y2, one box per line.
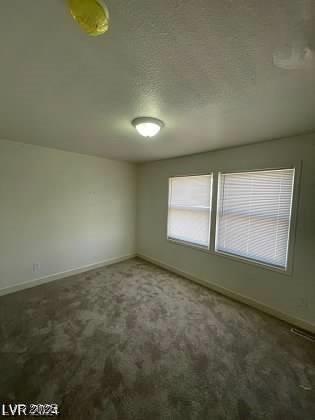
167 175 212 248
215 168 295 269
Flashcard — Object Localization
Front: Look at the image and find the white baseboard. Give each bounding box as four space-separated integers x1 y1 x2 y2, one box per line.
137 253 315 334
0 254 136 297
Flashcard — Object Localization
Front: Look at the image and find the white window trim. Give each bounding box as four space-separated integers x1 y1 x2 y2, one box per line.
212 164 301 275
167 173 213 250
166 162 301 276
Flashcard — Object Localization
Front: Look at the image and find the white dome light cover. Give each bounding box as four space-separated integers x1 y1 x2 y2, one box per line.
132 117 164 138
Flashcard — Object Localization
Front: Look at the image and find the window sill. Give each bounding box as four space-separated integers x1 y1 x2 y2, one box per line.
166 238 292 275
214 249 292 275
167 237 210 254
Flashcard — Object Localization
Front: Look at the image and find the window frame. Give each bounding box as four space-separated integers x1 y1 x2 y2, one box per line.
167 172 213 250
166 162 301 276
212 164 301 275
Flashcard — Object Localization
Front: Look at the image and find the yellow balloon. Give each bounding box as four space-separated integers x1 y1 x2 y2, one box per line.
68 0 109 36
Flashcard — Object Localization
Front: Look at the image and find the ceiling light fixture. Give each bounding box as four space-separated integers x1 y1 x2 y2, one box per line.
132 117 164 138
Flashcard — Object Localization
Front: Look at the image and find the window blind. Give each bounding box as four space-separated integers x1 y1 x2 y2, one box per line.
168 175 212 247
215 168 295 269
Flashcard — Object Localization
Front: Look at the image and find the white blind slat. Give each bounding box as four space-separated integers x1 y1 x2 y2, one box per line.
168 175 212 247
215 169 295 269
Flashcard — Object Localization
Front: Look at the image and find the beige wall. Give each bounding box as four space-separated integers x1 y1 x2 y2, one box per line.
137 133 315 328
0 139 136 291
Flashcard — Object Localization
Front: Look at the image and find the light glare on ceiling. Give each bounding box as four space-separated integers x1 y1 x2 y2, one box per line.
132 117 164 138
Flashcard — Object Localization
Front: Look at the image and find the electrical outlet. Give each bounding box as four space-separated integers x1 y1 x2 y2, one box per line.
32 263 40 273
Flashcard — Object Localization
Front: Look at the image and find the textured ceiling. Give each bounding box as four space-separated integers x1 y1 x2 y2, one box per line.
0 0 314 162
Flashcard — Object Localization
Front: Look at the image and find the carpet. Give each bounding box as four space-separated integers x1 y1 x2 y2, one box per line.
0 258 314 419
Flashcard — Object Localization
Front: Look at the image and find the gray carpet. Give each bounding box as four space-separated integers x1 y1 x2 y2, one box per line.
0 258 314 419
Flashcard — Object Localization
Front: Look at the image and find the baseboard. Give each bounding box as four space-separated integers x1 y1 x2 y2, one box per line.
0 254 136 297
137 253 315 334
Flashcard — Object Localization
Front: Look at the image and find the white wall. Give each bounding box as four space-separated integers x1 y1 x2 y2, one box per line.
0 139 136 291
137 133 315 330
